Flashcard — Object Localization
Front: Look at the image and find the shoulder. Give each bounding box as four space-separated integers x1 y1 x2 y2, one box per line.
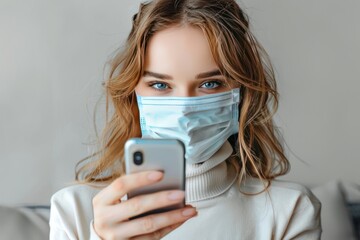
272 180 320 201
239 178 321 222
50 184 105 239
50 183 104 222
240 178 322 238
270 180 321 215
242 177 320 205
238 178 322 238
51 184 103 204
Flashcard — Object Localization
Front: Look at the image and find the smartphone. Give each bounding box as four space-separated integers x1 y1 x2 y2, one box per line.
124 138 185 218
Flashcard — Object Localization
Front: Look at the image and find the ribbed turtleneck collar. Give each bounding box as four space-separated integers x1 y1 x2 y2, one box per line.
185 141 238 203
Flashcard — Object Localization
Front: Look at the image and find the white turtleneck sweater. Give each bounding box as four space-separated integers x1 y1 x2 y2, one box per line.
50 142 321 239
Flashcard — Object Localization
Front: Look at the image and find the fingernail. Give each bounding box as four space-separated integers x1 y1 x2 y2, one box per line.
147 171 163 181
167 191 184 201
182 208 196 217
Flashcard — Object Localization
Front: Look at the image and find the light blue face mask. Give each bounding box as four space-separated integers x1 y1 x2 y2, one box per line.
136 89 240 164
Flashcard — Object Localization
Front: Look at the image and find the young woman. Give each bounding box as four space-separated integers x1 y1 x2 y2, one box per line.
50 0 321 239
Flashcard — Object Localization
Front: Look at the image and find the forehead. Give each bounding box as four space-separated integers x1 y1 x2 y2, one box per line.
144 25 218 75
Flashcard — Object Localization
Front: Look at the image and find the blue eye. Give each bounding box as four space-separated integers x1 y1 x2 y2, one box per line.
150 82 169 90
200 81 222 89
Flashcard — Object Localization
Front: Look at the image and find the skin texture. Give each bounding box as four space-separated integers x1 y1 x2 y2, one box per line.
94 25 230 240
135 25 231 97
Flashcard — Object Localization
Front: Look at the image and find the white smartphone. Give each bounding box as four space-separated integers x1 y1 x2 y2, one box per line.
124 138 186 217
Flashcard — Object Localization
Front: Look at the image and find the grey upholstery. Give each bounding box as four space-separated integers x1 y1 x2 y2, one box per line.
0 206 49 240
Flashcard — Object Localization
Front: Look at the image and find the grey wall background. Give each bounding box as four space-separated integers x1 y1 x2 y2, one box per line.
0 0 359 205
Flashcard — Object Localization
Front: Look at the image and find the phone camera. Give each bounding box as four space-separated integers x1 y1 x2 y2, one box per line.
133 151 143 165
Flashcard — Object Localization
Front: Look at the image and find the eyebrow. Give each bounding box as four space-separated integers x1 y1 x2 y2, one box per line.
143 71 172 80
196 69 222 79
143 69 222 80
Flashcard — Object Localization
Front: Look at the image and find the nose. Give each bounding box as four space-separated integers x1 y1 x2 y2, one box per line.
175 87 197 97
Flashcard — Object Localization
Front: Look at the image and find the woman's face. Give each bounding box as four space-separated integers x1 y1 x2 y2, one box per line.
135 25 232 97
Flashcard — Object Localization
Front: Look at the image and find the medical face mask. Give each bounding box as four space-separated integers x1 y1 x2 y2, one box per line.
136 88 240 164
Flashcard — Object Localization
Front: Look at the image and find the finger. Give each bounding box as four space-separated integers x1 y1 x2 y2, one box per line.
93 171 164 205
115 207 197 238
132 222 184 240
111 189 185 221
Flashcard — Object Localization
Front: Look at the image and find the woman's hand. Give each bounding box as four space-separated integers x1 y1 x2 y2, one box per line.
92 171 196 240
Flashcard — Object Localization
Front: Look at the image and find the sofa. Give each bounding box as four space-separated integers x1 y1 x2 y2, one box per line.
0 180 359 240
0 205 50 239
312 180 360 240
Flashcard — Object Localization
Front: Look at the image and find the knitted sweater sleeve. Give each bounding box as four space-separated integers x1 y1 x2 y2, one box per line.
281 189 322 240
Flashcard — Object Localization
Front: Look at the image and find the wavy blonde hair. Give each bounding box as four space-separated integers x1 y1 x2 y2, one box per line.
76 0 290 187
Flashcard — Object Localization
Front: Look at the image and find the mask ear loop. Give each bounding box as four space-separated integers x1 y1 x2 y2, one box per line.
230 87 242 155
237 86 243 122
129 92 142 138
